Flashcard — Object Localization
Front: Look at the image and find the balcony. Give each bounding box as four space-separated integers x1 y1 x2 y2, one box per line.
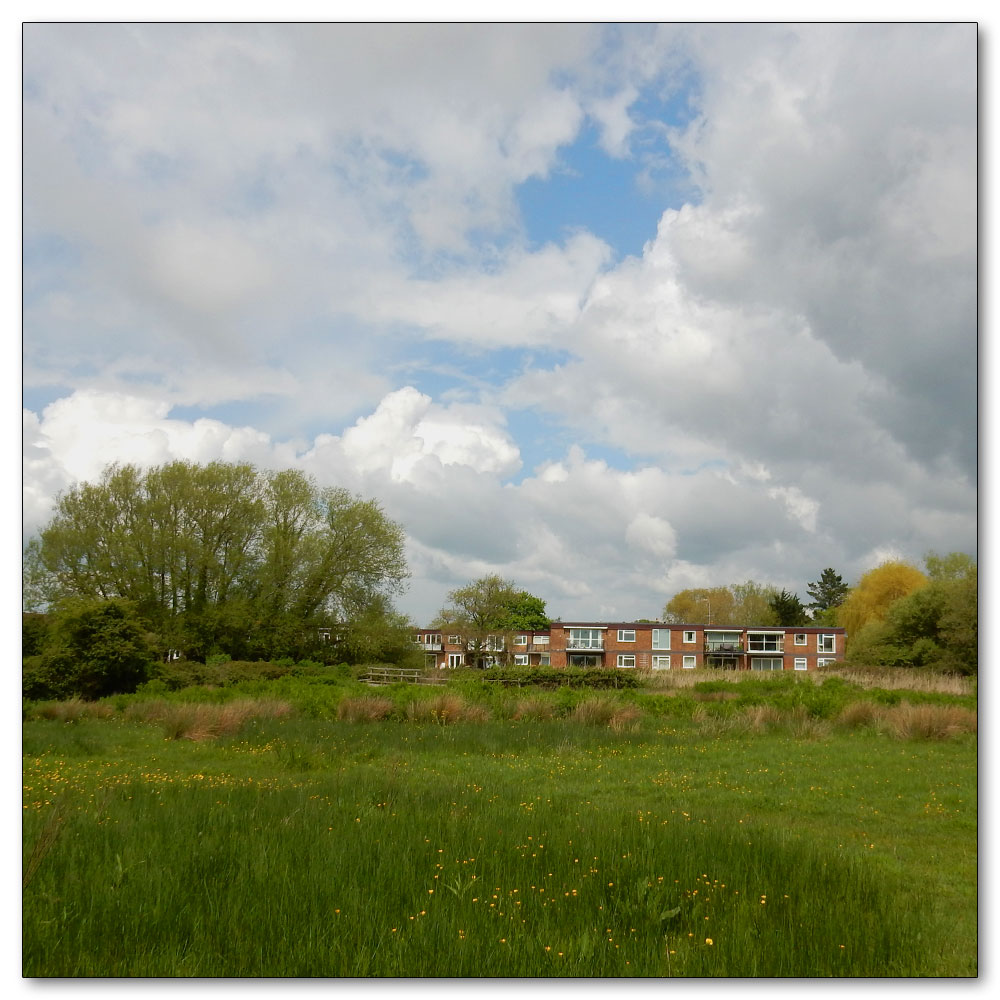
414 641 443 651
566 640 604 651
704 641 745 654
747 642 784 654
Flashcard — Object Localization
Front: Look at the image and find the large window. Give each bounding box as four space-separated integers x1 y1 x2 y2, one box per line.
747 633 784 652
751 658 784 671
447 653 464 668
514 654 529 666
652 655 671 670
818 635 836 653
533 635 549 645
817 657 835 668
515 635 528 645
568 628 604 649
568 654 601 668
652 629 670 650
484 635 504 651
617 654 636 668
617 629 635 642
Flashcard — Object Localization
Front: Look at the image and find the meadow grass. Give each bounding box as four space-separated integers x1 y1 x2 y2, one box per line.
23 703 976 977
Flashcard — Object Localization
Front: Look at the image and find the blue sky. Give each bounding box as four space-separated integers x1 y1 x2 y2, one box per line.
22 22 977 624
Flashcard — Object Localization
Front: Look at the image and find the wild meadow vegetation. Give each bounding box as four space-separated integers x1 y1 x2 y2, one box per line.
23 665 977 977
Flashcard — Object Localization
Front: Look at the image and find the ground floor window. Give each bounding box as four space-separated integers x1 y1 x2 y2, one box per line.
751 658 783 671
616 654 635 668
447 653 464 668
538 653 550 666
568 654 601 668
817 658 835 667
794 658 808 671
652 655 671 670
682 655 697 669
514 654 529 666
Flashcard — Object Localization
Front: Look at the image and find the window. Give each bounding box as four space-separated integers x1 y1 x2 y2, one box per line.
652 629 670 650
794 633 807 646
447 653 464 668
514 654 529 666
568 628 604 649
617 629 636 642
515 635 528 645
794 658 808 671
568 654 601 668
485 635 504 651
317 629 331 643
704 631 741 652
751 658 784 671
617 654 636 668
533 635 549 645
448 635 460 644
818 635 836 653
538 653 551 666
747 633 784 652
683 631 696 644
817 657 835 668
682 655 697 669
652 655 671 670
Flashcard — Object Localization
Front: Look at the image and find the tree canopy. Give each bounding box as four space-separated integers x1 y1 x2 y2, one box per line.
768 589 811 626
806 568 849 612
662 581 779 626
27 461 409 662
431 575 550 667
837 561 929 639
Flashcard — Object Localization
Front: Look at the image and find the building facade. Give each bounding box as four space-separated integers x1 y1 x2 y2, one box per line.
413 622 846 672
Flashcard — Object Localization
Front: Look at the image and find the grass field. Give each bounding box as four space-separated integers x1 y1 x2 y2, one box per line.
22 669 977 977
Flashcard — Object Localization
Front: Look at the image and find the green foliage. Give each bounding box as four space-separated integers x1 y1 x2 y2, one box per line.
839 561 929 639
29 461 408 662
806 568 849 613
845 556 977 673
767 589 810 626
22 613 50 657
26 598 155 700
663 581 779 626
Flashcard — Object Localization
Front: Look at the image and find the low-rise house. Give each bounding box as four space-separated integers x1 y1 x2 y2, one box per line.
412 622 846 671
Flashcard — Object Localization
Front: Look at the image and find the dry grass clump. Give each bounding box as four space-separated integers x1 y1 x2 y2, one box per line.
820 667 973 696
570 697 619 726
608 704 643 732
693 690 740 702
739 704 785 733
406 694 478 724
32 698 114 722
337 696 395 722
881 703 977 740
512 697 556 721
785 705 830 740
124 698 291 741
835 701 886 730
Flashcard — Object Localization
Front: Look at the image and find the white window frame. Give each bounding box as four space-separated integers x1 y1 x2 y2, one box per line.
538 653 550 666
794 633 807 646
533 635 549 645
448 635 460 645
817 657 835 668
485 635 505 652
568 628 604 649
751 657 784 672
617 629 636 642
652 655 671 670
818 634 836 653
616 654 636 668
651 628 670 650
682 655 697 669
447 653 464 668
514 635 528 645
683 631 697 644
513 654 529 666
794 657 808 671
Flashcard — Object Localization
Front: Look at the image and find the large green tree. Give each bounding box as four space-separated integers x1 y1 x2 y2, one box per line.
662 580 779 626
768 589 811 626
29 461 408 661
431 575 550 667
806 568 849 620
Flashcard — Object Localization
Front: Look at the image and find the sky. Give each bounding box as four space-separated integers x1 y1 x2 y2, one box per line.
21 21 978 626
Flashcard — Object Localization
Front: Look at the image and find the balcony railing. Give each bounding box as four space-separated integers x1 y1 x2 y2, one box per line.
704 641 745 653
566 640 604 650
747 642 784 653
414 641 443 651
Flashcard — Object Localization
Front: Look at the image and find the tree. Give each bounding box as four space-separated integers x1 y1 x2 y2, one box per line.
838 561 929 642
25 598 155 700
806 568 849 615
844 555 976 673
30 461 408 661
662 581 778 626
768 589 810 626
431 575 550 667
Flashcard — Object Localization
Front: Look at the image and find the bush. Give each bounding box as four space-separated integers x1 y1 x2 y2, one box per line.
337 696 395 722
881 703 977 740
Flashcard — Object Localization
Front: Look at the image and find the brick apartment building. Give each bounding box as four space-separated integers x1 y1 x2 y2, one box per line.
412 622 846 672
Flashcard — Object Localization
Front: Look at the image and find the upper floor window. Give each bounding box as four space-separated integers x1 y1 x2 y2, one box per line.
448 635 460 645
568 628 603 649
617 629 635 642
533 635 549 645
818 634 836 653
683 630 697 643
515 635 528 645
794 633 807 646
652 628 670 650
